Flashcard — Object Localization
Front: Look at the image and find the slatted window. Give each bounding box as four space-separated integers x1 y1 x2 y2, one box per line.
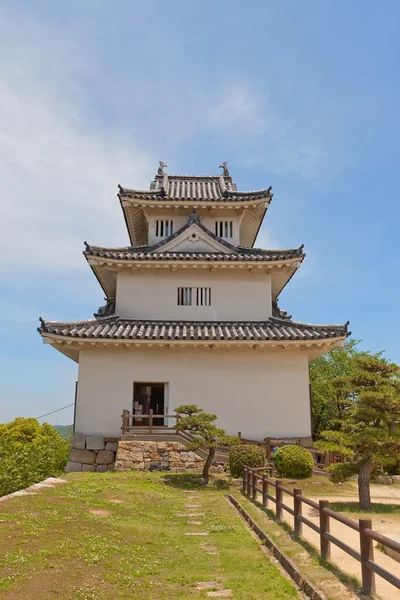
215 220 233 239
177 287 211 306
155 220 174 237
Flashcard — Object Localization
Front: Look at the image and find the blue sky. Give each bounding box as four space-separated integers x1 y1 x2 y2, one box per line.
1 0 399 425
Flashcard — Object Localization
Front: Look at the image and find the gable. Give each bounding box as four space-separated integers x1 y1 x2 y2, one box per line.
150 222 237 254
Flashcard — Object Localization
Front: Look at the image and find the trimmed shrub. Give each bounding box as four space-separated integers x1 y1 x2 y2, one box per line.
325 461 359 483
229 445 265 478
274 445 314 479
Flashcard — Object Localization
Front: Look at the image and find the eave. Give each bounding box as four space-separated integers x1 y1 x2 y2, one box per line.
85 256 304 300
41 333 347 364
119 195 272 247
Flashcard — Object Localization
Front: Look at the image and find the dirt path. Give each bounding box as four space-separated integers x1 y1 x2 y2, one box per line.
254 484 400 600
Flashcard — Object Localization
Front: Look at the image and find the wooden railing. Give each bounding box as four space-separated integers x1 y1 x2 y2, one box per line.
121 409 180 435
243 467 400 595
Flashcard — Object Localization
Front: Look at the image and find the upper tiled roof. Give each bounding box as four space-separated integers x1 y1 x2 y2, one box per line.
84 243 304 263
38 316 350 342
118 170 272 203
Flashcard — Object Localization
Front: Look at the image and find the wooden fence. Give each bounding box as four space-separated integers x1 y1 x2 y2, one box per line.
121 409 179 434
243 467 400 595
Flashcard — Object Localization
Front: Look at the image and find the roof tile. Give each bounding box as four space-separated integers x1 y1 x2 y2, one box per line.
38 317 350 342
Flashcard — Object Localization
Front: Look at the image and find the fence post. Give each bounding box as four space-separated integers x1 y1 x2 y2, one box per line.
359 519 375 595
252 470 257 500
319 500 331 560
294 488 302 537
149 409 154 434
275 480 283 521
121 409 129 434
262 474 268 509
243 467 247 493
247 468 252 496
238 431 242 441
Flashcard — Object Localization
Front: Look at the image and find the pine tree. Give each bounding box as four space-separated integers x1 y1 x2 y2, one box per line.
174 405 226 484
316 355 400 510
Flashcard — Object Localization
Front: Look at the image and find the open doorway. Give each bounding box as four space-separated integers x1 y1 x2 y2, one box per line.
133 382 166 426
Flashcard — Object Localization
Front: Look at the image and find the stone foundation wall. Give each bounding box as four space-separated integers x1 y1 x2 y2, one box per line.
115 440 205 472
66 434 119 473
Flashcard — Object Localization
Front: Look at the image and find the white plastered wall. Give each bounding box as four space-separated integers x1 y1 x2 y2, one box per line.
115 269 272 321
75 346 312 439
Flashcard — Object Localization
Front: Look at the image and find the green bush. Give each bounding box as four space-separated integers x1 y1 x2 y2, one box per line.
274 445 314 479
0 418 71 497
325 461 359 483
229 445 265 478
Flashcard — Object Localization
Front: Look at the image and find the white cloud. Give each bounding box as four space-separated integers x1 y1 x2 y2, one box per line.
205 84 337 182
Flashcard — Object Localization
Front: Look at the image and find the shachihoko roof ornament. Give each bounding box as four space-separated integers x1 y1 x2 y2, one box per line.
219 162 230 176
157 161 168 176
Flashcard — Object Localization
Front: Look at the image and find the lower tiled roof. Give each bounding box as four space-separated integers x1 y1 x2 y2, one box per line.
85 244 304 262
39 317 350 342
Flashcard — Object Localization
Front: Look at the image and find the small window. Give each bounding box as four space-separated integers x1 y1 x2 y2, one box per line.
215 220 233 239
178 287 211 306
155 220 174 237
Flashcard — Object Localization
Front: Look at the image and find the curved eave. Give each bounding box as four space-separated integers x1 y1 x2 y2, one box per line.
84 254 304 300
40 330 347 366
120 195 272 247
118 193 272 205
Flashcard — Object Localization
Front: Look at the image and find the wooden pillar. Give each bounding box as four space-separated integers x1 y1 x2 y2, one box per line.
293 488 302 537
275 480 283 521
252 470 257 500
121 409 129 435
319 500 331 560
262 475 268 509
247 467 252 496
359 519 375 595
149 409 154 434
243 467 247 493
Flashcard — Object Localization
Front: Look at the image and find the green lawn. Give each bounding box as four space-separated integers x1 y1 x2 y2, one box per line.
0 472 299 599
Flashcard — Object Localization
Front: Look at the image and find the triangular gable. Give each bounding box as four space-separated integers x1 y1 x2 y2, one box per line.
150 217 238 254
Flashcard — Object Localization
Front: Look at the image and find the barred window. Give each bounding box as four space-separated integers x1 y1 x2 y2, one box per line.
155 220 174 237
177 287 211 306
215 220 233 239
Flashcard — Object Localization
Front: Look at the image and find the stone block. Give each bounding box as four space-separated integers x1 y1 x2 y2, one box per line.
69 449 96 465
86 435 105 450
104 437 118 443
96 464 107 472
96 450 115 465
377 474 393 485
391 475 400 484
66 461 82 472
82 464 96 472
157 442 168 452
105 442 118 452
72 433 86 449
106 464 115 471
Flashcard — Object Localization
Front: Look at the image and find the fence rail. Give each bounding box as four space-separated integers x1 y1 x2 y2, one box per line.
243 466 400 595
121 409 180 434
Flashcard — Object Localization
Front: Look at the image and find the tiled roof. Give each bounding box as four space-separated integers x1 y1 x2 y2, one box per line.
85 244 304 263
118 174 272 203
39 317 350 342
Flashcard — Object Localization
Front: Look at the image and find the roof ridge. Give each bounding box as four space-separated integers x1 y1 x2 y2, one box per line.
270 316 350 330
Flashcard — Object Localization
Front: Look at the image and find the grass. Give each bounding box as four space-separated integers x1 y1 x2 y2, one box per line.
0 472 300 599
330 501 400 515
276 475 356 498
